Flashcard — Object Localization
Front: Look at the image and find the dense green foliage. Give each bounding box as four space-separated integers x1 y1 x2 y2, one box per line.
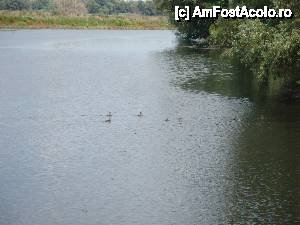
86 0 159 15
229 20 300 81
0 0 30 10
156 0 300 82
31 0 52 10
0 0 160 16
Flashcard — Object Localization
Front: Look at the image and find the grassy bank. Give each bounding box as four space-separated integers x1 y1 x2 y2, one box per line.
0 11 172 30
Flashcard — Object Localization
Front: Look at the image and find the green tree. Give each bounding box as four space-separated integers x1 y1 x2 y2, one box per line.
86 0 100 13
1 0 30 10
31 0 52 10
85 0 160 15
0 0 5 9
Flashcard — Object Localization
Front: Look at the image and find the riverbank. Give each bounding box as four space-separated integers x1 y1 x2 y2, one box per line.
0 11 172 30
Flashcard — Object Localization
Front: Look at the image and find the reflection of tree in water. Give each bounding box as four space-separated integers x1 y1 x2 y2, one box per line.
159 46 300 224
159 46 295 103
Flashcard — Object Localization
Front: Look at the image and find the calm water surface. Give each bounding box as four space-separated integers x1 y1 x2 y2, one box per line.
0 30 299 225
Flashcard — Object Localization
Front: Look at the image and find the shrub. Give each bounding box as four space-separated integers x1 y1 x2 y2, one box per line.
209 18 242 48
231 19 300 81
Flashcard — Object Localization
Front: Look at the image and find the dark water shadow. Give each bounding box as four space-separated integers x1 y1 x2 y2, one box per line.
158 45 300 224
160 45 300 120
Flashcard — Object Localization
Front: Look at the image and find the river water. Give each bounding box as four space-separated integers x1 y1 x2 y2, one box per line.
0 30 299 225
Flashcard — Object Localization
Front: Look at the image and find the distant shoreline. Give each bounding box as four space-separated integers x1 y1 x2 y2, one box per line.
0 27 172 30
0 11 173 30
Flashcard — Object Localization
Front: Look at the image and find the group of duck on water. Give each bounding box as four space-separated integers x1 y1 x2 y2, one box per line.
104 112 174 123
105 112 143 123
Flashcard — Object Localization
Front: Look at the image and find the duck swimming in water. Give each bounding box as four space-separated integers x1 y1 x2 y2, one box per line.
105 112 112 123
105 117 111 123
137 112 143 117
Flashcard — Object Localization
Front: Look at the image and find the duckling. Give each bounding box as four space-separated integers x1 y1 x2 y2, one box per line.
137 112 143 117
178 117 183 125
105 118 111 123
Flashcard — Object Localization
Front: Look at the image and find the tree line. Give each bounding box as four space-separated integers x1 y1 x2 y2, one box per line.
0 0 160 16
155 0 300 83
86 0 159 15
